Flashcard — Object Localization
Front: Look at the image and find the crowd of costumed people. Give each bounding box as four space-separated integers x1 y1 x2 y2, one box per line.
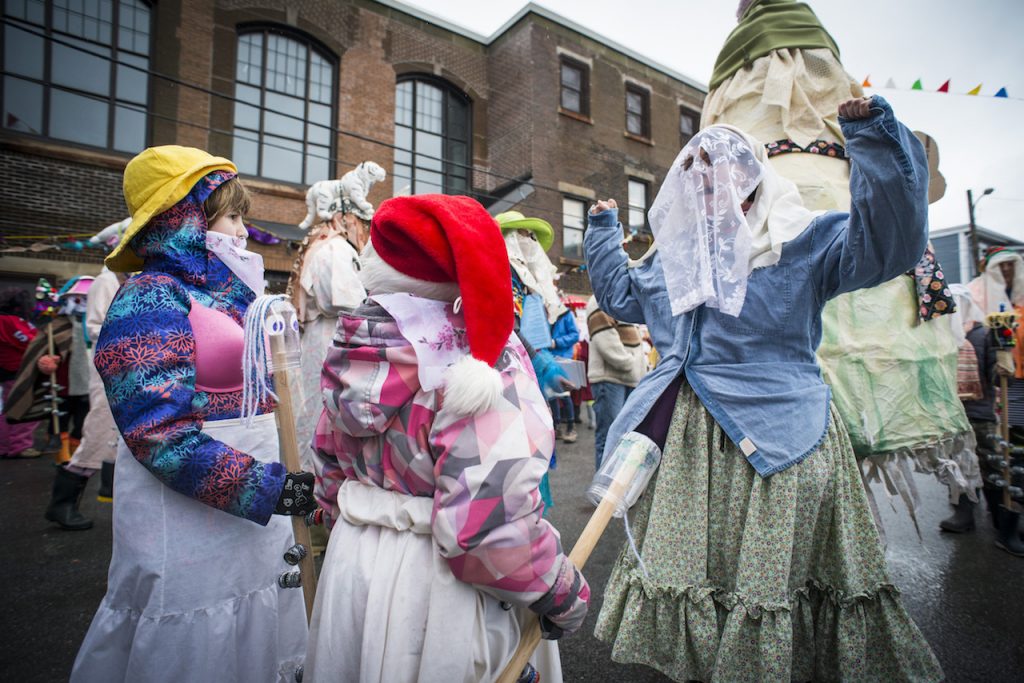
2 3 1022 682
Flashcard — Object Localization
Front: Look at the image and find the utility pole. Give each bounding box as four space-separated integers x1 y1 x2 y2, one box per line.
968 189 979 278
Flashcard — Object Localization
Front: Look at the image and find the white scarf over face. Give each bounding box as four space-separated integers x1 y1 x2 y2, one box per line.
505 232 567 323
205 231 266 295
968 250 1024 315
649 124 818 317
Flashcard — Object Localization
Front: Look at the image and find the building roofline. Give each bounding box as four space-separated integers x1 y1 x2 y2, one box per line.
931 223 1024 245
373 0 707 92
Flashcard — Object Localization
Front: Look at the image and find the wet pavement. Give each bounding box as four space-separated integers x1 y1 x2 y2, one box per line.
1 425 1021 682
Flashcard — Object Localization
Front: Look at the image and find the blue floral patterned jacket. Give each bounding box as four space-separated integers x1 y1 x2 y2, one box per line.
94 172 285 524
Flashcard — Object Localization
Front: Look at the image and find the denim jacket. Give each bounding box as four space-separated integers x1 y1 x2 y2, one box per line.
585 97 929 477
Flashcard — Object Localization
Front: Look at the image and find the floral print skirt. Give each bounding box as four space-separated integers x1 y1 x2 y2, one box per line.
594 385 943 682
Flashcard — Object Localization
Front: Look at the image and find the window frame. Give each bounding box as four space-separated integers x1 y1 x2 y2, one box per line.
627 177 650 235
561 195 588 261
624 82 651 140
558 55 589 118
393 73 473 196
231 24 339 186
679 105 699 148
0 0 154 153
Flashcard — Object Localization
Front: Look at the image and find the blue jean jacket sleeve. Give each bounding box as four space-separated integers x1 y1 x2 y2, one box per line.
811 96 930 301
584 209 647 324
94 275 286 525
552 311 579 352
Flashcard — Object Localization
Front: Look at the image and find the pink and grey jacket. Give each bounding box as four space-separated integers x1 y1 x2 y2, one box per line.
313 301 589 636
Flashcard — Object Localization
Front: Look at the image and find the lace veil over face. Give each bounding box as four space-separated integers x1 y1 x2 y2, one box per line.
649 124 817 317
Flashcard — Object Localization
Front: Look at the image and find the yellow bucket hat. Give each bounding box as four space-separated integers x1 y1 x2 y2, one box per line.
494 210 554 252
106 145 237 272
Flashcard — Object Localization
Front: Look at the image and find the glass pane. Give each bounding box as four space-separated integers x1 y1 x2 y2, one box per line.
446 95 467 140
562 198 584 229
49 88 108 147
628 180 646 230
395 81 413 126
560 88 580 112
563 227 583 259
264 91 304 139
113 103 145 152
232 131 258 175
5 0 46 24
393 163 412 196
680 111 695 136
115 54 148 104
260 134 303 183
53 0 113 41
414 130 442 171
52 36 110 95
560 63 580 90
626 112 642 136
307 102 331 146
626 90 643 114
308 101 331 125
308 52 333 104
3 76 43 134
233 83 260 129
394 125 412 152
447 175 467 194
118 0 150 54
236 33 263 86
305 144 329 184
307 120 330 146
266 34 307 96
448 140 467 167
413 168 442 195
4 24 44 78
415 82 443 134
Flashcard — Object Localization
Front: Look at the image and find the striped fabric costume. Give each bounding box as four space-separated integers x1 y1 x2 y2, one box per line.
93 171 283 523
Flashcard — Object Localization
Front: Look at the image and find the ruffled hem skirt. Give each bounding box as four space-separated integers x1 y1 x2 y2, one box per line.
594 385 943 682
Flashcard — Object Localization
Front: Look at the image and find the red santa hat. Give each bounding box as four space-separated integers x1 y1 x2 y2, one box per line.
370 194 514 411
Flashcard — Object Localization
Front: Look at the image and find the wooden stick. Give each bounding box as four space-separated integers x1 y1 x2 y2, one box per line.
496 450 644 683
270 333 318 623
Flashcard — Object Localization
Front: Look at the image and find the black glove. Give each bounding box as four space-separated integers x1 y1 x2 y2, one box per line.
274 472 316 516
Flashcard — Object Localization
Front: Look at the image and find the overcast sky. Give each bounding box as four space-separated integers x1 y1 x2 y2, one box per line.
399 0 1024 240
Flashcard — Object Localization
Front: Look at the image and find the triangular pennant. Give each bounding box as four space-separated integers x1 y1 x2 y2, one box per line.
995 87 1008 98
937 79 950 93
967 84 982 96
911 79 923 90
862 75 872 87
885 77 897 89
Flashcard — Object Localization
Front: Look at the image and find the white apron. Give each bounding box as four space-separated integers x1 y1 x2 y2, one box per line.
71 413 308 682
306 479 561 683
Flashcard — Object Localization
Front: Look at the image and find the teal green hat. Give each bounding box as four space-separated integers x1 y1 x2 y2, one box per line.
495 211 554 252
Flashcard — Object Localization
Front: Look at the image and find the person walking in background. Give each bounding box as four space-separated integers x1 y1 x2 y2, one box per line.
586 295 644 469
0 288 41 459
550 303 580 443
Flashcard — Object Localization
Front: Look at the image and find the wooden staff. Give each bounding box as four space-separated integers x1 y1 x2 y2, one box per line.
270 333 318 622
496 450 645 683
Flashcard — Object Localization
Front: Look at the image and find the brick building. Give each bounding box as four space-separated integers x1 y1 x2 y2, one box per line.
0 0 705 294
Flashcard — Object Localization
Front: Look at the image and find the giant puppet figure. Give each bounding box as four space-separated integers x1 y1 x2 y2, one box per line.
288 163 385 469
703 0 977 525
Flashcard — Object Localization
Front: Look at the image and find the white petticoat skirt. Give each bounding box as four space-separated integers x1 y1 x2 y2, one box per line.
306 479 562 683
71 413 308 682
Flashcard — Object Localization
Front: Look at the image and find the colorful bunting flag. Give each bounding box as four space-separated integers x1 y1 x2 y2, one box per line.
937 79 950 93
911 79 923 90
862 75 872 87
995 87 1008 98
885 77 897 89
967 84 982 95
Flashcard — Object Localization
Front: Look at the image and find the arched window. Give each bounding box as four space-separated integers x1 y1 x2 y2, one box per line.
393 76 470 196
2 0 152 152
232 27 336 185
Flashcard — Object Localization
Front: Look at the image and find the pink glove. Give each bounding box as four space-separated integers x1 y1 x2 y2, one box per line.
37 355 60 375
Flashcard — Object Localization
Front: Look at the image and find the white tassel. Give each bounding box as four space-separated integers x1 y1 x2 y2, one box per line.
240 294 286 426
442 355 503 416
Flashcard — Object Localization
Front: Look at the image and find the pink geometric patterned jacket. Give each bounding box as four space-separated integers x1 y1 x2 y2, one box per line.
313 301 589 636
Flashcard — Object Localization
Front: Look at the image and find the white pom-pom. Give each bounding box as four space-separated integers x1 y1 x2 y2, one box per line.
442 355 503 416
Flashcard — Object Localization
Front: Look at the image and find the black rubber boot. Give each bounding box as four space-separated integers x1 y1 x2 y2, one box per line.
97 461 114 502
939 494 976 533
44 466 94 530
982 487 1003 530
994 504 1024 557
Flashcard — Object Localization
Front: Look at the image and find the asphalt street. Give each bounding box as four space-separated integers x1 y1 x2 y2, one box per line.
1 423 1021 682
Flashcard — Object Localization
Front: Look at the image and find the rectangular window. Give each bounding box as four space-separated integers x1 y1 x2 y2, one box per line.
680 106 699 147
559 56 589 117
627 178 649 234
625 84 650 139
562 197 587 260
